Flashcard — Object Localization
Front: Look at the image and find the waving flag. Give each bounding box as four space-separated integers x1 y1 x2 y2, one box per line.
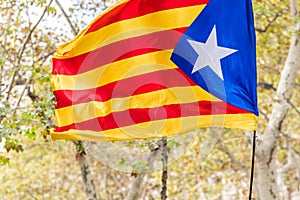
51 0 258 142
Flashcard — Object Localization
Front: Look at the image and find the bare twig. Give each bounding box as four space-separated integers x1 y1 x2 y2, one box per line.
258 108 269 120
14 78 31 109
55 0 78 35
256 13 280 32
282 131 300 142
26 191 38 200
257 81 299 116
36 50 56 63
258 81 276 91
0 44 16 64
256 8 284 33
0 3 13 93
104 169 110 199
218 141 247 172
6 0 54 101
1 2 13 51
287 99 300 115
108 173 125 199
12 49 56 88
161 137 168 200
17 0 54 60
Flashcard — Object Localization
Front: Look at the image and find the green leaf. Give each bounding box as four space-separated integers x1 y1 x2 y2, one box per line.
25 128 36 139
37 0 46 7
0 156 10 165
47 7 57 15
118 158 126 166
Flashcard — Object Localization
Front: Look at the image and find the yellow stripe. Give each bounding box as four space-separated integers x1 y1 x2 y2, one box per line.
51 114 258 142
55 86 221 127
54 5 205 58
53 0 130 58
51 50 176 91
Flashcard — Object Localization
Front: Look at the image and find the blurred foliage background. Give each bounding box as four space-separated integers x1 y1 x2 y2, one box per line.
0 0 299 199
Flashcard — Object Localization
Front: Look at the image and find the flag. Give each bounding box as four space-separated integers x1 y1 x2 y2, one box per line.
51 0 258 142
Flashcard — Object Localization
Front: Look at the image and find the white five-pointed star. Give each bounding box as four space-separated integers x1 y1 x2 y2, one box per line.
187 25 238 80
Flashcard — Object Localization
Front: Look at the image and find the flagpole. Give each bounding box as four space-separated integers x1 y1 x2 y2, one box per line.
249 130 256 200
161 137 168 200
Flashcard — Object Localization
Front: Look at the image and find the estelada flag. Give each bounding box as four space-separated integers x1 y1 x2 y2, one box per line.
51 0 258 142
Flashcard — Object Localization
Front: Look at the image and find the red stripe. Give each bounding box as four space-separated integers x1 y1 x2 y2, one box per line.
55 101 250 132
52 27 187 75
86 0 209 34
54 68 196 109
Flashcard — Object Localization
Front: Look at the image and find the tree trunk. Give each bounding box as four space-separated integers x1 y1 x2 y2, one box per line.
77 153 98 200
74 141 98 200
256 1 300 199
125 175 145 200
125 146 160 200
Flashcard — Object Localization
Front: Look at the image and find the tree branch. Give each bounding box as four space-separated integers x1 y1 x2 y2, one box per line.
125 144 160 200
258 81 276 91
1 2 13 51
256 12 281 33
0 3 13 94
287 100 300 116
17 0 54 60
55 0 78 35
6 0 54 101
218 141 247 172
14 78 31 109
108 173 125 199
258 108 269 120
